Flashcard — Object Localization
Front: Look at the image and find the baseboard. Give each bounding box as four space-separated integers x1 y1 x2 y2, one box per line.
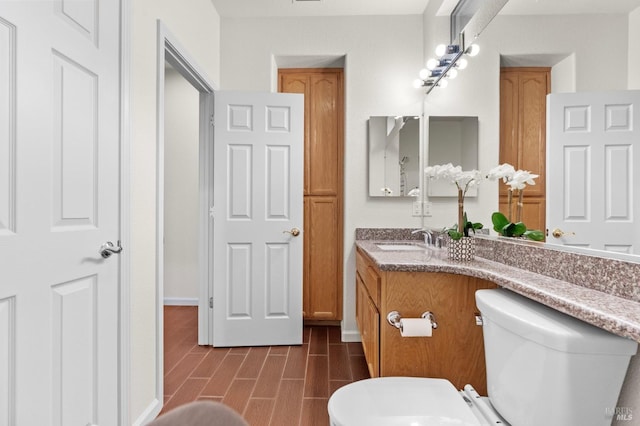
341 329 362 343
132 397 162 426
163 297 198 306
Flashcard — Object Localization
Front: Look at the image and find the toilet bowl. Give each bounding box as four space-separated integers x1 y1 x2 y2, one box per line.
328 289 638 426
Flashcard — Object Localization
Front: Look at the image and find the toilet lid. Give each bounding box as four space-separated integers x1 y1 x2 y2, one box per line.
328 377 482 426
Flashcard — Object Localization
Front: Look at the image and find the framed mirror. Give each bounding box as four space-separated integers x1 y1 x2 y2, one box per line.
427 116 479 197
368 116 421 197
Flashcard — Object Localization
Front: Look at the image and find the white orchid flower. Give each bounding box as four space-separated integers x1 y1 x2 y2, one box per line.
455 170 483 191
425 164 482 193
507 170 538 190
486 163 515 182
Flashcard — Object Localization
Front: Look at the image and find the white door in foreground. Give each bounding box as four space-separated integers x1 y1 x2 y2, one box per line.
0 1 122 425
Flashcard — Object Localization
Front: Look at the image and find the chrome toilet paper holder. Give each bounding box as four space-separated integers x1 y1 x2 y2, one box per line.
386 310 438 329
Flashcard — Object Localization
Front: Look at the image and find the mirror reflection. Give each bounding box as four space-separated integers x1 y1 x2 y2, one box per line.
427 116 479 197
368 116 421 197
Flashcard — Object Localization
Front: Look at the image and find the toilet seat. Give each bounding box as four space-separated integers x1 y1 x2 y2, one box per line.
328 377 506 426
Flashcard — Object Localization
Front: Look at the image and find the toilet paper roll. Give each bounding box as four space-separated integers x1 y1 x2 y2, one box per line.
399 318 432 337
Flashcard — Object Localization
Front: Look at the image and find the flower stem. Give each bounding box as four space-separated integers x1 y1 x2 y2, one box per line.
507 189 512 222
458 187 464 235
516 190 524 223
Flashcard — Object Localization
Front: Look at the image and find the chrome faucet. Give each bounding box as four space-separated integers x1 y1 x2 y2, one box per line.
411 228 433 246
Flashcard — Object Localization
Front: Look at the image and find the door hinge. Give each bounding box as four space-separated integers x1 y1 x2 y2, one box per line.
209 297 213 308
209 206 215 218
210 114 215 127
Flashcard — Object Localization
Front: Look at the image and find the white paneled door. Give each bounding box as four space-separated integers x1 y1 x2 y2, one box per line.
213 91 304 347
0 2 121 426
546 90 640 255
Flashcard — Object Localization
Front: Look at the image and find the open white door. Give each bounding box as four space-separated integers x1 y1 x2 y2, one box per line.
212 91 304 347
546 90 640 255
0 2 122 425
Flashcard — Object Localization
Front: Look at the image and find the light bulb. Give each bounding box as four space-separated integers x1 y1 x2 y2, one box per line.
426 58 439 70
413 78 424 89
438 79 449 89
435 44 447 57
419 68 430 80
457 58 468 70
447 68 458 79
466 44 480 57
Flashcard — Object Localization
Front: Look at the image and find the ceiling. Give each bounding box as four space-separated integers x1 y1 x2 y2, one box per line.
209 0 640 18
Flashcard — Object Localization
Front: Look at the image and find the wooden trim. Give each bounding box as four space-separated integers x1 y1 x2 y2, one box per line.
500 66 552 74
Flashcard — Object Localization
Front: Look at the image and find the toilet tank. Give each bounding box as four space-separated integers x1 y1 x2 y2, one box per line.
476 289 637 426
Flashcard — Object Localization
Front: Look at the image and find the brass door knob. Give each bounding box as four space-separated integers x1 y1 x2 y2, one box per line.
283 228 301 237
551 228 575 238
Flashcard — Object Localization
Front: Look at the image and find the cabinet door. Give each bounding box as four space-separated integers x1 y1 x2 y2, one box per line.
279 69 343 196
304 196 341 320
381 272 496 395
308 72 342 195
280 69 344 321
499 68 550 233
356 276 379 378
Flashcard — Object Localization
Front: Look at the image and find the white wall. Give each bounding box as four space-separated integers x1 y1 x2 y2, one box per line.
630 6 640 89
163 66 200 303
130 0 220 422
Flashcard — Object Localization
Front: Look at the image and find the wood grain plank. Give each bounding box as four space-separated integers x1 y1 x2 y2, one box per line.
161 378 208 415
271 379 304 426
190 348 229 378
282 344 308 379
200 354 245 397
164 353 206 395
308 327 328 355
237 347 270 379
328 344 351 381
300 398 329 426
253 355 286 398
304 355 328 398
243 399 276 426
222 378 256 415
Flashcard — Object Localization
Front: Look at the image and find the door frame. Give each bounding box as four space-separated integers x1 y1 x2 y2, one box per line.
155 19 217 412
120 0 131 423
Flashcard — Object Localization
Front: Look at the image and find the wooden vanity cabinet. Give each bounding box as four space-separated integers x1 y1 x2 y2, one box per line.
355 248 497 395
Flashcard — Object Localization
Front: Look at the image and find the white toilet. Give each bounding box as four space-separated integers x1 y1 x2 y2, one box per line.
328 289 638 426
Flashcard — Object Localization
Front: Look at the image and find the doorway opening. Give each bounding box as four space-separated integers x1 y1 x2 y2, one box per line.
156 20 216 408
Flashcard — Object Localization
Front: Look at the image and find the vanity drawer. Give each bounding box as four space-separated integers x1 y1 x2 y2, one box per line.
356 249 381 307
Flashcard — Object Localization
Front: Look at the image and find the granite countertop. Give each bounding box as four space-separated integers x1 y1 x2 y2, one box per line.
356 239 640 344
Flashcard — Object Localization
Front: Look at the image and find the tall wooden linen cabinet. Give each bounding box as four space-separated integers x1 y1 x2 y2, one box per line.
279 69 344 321
499 67 550 235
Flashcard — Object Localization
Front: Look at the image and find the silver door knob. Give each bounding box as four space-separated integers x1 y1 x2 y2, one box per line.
100 240 123 258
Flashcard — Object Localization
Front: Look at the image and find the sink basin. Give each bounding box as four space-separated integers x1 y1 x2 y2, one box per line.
376 243 426 251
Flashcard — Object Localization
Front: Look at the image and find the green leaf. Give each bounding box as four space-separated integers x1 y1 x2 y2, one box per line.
524 229 545 241
491 212 510 234
447 229 463 240
500 222 516 237
511 222 527 236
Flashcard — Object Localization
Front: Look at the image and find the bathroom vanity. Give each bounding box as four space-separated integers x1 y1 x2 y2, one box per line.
355 228 640 401
356 246 496 395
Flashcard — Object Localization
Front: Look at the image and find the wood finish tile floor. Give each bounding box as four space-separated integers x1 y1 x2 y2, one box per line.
160 306 370 425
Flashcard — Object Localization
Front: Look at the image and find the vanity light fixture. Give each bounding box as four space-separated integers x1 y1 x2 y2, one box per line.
413 41 479 94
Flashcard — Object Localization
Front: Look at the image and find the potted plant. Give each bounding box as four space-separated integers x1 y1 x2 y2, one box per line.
486 163 544 241
425 163 483 260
